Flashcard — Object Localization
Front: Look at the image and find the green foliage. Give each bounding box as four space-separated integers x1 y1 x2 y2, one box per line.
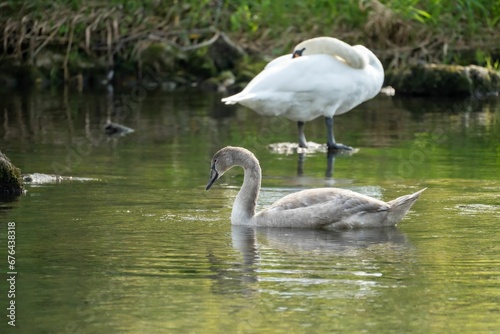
1 0 499 86
224 0 367 37
485 57 500 71
230 4 258 33
381 0 500 34
475 50 500 70
3 0 498 40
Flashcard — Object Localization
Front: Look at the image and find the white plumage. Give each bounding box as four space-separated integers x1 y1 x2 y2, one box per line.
222 37 385 150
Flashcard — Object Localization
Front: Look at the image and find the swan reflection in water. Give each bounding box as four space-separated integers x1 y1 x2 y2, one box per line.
269 142 358 179
231 225 410 265
297 150 351 179
208 214 412 296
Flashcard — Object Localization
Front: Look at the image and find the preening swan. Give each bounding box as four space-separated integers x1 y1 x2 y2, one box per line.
206 147 425 229
221 37 384 150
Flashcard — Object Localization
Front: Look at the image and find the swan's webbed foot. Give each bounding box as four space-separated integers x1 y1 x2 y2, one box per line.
324 117 352 151
327 142 353 151
299 139 308 148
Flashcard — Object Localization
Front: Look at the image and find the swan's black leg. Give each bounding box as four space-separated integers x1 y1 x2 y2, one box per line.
298 121 308 148
325 117 352 151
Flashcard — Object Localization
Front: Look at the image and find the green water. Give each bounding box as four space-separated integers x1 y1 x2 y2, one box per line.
0 89 499 333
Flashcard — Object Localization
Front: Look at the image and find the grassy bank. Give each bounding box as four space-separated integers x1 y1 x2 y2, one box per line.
0 0 499 89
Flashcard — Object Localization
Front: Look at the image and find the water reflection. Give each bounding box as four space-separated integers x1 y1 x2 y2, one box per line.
297 151 340 178
205 223 412 298
0 196 18 205
1 90 498 151
228 225 412 301
0 89 499 333
231 225 409 268
297 150 355 179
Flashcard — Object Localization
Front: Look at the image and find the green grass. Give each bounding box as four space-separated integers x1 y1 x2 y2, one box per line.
0 0 498 85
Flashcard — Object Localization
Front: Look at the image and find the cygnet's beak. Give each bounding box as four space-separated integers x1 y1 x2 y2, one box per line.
206 164 219 191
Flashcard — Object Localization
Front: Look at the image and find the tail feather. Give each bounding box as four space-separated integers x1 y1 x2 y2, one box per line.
386 188 426 225
221 96 238 105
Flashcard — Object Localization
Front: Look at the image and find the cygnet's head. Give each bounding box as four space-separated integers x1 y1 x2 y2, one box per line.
206 146 247 190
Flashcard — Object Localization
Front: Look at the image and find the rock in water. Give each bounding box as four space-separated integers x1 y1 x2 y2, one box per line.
104 122 134 137
386 63 500 96
0 151 24 196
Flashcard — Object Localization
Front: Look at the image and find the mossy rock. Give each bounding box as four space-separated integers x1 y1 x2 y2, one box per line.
386 63 500 96
200 71 236 91
207 33 246 71
466 65 500 96
140 42 187 73
0 151 24 196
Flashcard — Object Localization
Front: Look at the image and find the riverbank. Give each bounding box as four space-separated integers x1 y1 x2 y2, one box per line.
1 1 499 95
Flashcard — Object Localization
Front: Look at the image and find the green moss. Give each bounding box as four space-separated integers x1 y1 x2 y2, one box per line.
412 64 471 96
0 151 24 195
386 63 500 96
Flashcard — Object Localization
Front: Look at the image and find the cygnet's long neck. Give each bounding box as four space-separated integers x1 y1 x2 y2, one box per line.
231 151 261 225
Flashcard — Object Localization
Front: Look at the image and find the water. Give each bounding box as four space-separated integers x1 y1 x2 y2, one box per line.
0 88 499 333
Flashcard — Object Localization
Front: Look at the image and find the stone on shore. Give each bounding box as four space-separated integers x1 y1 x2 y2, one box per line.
386 63 500 96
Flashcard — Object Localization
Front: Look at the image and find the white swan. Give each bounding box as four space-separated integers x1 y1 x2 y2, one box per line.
221 37 385 150
206 147 425 229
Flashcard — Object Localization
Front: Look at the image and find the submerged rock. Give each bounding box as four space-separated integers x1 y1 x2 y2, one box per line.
386 63 500 96
0 151 24 196
268 142 328 155
268 142 360 155
23 173 98 184
104 122 135 137
200 70 236 92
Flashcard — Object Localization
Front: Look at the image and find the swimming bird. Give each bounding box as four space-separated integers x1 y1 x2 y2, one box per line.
221 37 384 150
206 146 425 229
